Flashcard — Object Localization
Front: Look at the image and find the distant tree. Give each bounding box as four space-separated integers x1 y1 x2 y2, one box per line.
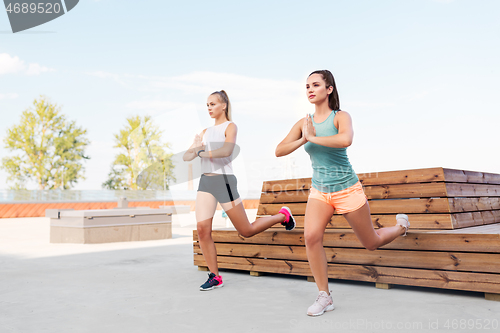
102 115 175 190
1 96 90 190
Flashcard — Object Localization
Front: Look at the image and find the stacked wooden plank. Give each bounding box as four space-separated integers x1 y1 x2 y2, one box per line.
193 168 500 300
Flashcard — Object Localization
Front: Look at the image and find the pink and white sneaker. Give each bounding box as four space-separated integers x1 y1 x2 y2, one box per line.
307 291 335 316
200 272 224 291
278 206 296 231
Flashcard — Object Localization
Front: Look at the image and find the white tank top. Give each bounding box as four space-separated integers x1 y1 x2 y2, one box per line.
201 121 234 175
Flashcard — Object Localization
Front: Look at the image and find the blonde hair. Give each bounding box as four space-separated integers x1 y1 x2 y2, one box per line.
210 90 232 121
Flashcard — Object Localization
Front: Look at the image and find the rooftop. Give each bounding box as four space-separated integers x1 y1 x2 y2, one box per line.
1 212 498 332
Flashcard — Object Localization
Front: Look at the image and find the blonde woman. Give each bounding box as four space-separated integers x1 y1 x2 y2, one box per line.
184 90 296 291
276 71 410 316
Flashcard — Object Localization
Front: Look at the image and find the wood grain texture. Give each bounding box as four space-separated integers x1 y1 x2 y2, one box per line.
266 212 499 230
358 168 445 186
194 242 500 273
194 255 500 293
193 225 500 252
261 168 500 193
265 213 495 230
261 168 448 189
260 183 500 205
258 198 452 215
443 169 500 185
258 198 500 216
194 168 500 297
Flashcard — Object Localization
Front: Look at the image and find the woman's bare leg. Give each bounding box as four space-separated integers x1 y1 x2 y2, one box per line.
196 191 219 274
303 198 335 293
221 198 286 238
342 201 405 251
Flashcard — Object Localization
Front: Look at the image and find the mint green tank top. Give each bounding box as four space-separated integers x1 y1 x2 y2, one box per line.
304 110 359 193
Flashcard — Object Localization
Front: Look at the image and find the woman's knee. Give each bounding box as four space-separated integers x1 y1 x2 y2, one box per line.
356 232 380 251
237 227 253 238
304 229 323 247
362 240 379 251
197 222 212 239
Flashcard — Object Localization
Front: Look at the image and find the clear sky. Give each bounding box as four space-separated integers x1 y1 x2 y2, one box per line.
1 0 499 195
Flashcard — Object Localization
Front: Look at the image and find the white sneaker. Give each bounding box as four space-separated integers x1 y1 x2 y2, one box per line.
307 291 335 316
396 214 410 237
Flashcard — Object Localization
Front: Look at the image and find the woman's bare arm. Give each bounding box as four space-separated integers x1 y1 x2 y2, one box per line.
183 129 206 161
305 111 353 148
275 117 307 157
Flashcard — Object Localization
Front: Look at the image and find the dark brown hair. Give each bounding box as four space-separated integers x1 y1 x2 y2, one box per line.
210 90 232 121
309 70 340 111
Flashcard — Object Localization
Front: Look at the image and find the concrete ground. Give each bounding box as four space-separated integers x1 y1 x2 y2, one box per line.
1 210 499 333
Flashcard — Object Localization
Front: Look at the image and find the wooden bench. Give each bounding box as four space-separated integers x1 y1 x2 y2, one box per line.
193 167 500 301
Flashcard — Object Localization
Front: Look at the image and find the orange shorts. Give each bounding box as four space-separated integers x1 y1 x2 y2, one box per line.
308 181 367 214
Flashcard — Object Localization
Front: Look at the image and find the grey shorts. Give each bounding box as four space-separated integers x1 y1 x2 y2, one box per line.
198 174 240 204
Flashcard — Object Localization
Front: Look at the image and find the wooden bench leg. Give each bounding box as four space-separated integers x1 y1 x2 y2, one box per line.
485 293 500 301
198 266 209 271
307 276 315 283
375 283 393 290
250 271 264 277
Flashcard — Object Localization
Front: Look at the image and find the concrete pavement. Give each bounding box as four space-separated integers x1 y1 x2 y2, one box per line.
1 212 498 333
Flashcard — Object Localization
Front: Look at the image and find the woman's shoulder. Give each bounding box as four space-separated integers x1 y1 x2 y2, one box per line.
334 110 351 119
333 110 353 127
335 109 349 115
225 122 238 133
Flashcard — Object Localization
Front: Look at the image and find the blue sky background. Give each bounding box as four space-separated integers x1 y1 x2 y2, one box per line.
1 0 499 196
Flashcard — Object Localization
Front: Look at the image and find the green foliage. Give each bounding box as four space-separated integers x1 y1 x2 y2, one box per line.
1 96 90 190
102 115 175 190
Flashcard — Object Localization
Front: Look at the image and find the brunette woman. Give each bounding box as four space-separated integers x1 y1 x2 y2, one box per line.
276 71 409 316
